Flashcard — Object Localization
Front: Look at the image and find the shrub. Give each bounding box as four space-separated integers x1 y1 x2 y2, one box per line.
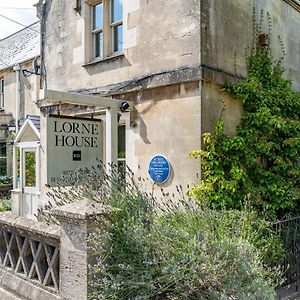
87 192 282 300
0 197 11 212
44 166 283 299
0 176 12 185
189 39 300 218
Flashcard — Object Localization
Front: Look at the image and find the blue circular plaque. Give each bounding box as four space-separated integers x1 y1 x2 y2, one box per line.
148 155 171 184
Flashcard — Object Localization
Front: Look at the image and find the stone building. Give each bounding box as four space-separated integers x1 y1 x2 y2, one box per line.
10 0 300 218
2 0 300 218
201 0 300 136
0 0 300 299
23 0 201 215
0 22 40 178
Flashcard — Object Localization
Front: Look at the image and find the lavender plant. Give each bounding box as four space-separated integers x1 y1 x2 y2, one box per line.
43 164 283 299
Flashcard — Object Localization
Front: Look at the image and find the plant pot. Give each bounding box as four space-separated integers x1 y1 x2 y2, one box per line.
259 33 269 46
0 184 13 193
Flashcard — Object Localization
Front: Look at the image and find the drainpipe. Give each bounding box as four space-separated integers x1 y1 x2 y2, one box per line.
13 64 21 133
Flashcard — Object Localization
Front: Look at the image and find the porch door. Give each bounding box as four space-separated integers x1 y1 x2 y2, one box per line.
21 148 38 218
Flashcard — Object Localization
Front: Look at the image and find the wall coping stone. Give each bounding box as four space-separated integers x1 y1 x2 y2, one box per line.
0 212 60 245
50 198 106 225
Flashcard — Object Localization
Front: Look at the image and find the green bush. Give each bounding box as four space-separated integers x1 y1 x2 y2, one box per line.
0 197 11 212
189 39 300 218
87 194 282 300
0 175 12 185
44 167 283 299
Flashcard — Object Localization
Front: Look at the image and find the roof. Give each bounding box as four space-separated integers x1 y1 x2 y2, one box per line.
0 22 40 71
27 115 40 131
14 115 40 144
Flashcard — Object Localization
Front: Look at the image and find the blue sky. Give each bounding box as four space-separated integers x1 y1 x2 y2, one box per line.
0 0 38 39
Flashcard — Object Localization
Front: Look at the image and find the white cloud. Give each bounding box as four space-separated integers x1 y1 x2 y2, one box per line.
0 0 39 39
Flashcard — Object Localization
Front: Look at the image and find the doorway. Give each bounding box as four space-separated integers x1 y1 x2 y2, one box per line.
12 116 41 219
20 148 38 218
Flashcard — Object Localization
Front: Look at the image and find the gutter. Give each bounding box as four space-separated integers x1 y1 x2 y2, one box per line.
0 56 40 73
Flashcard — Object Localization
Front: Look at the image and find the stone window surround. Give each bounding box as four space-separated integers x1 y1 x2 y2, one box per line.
84 0 124 65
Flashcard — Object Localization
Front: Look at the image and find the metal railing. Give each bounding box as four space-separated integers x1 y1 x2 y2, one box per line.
274 215 300 299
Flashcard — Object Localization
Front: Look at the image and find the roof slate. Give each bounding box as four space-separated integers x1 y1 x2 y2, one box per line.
0 22 40 71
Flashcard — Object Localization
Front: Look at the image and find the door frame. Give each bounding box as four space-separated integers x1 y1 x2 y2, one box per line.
13 141 40 218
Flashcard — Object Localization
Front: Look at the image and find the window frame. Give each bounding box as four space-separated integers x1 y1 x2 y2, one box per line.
89 0 123 62
110 0 123 54
91 2 104 58
0 141 7 176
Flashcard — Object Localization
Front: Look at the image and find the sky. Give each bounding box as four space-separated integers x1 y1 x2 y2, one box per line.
0 0 39 39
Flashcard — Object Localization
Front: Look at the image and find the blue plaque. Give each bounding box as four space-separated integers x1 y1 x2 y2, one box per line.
148 155 171 184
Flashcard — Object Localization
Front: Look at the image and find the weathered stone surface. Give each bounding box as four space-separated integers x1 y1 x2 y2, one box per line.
0 268 60 300
52 199 105 300
0 286 24 300
201 0 300 91
0 212 60 244
51 198 106 224
74 65 201 96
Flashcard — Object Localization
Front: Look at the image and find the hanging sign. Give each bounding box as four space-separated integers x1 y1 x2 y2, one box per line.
148 155 171 184
46 115 102 187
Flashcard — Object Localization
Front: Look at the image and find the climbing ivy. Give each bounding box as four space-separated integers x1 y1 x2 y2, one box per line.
190 43 300 218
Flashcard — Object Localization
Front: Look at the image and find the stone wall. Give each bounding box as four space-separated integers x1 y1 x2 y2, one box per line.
43 0 200 92
201 0 300 135
40 0 201 196
0 61 40 122
0 199 104 300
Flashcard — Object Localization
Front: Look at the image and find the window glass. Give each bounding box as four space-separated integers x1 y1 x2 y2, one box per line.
111 0 123 23
0 143 5 157
93 3 103 30
0 158 6 176
113 24 123 52
118 125 125 159
24 151 36 187
95 31 103 57
118 125 126 178
0 142 6 176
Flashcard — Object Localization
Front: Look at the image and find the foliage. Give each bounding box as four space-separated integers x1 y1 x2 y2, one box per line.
88 184 282 299
44 166 283 299
189 39 300 218
24 152 36 187
0 175 12 185
0 158 6 177
0 197 11 212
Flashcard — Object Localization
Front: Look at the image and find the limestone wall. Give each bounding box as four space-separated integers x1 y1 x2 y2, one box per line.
201 0 300 135
43 0 201 91
40 0 202 195
0 61 40 122
126 82 201 194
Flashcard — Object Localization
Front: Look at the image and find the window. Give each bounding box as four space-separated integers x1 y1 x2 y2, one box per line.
111 0 123 53
91 0 123 60
0 142 7 176
0 78 4 108
118 124 126 178
92 2 104 58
